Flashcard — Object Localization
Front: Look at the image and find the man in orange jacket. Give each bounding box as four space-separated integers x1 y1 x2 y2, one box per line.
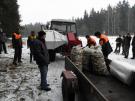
94 32 113 71
85 35 96 47
12 31 23 65
94 31 113 59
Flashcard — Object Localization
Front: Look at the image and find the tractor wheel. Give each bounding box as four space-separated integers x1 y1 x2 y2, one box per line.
49 50 56 62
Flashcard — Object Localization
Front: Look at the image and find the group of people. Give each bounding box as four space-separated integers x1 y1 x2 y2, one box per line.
12 30 51 91
3 30 135 92
85 32 135 60
11 30 114 91
114 33 135 59
85 32 113 72
85 32 113 59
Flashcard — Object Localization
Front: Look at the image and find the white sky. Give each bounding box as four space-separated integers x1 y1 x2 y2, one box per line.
17 0 135 25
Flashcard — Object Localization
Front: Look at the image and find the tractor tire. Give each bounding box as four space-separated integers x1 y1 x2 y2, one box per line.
49 50 56 62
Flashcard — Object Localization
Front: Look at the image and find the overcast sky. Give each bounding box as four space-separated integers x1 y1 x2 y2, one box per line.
17 0 135 25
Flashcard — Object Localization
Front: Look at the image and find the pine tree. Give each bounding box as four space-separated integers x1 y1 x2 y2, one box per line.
0 0 20 36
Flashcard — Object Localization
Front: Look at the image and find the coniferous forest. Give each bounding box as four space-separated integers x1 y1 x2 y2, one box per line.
76 0 135 35
0 0 135 36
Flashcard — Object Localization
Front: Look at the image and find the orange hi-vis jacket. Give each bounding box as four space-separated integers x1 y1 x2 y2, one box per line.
99 34 109 45
13 33 22 39
87 36 96 46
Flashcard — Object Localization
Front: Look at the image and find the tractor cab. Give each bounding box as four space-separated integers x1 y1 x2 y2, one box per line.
43 19 82 61
50 19 82 56
50 19 77 36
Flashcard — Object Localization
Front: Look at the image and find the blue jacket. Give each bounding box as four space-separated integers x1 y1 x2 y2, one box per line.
32 38 50 66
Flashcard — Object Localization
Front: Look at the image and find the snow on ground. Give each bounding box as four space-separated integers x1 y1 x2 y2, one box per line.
0 36 135 101
0 39 64 101
108 36 135 66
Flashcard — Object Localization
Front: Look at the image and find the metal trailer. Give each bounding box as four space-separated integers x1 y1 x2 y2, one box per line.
65 57 135 101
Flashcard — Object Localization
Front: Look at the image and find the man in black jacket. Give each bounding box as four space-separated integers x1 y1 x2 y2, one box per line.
0 30 2 54
131 33 135 59
32 31 51 91
122 35 126 55
124 33 131 58
0 29 7 54
114 35 122 54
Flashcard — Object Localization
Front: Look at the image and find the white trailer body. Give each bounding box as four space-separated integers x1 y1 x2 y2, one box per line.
44 30 68 49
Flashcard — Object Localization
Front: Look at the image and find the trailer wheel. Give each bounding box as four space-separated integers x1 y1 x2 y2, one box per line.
49 50 56 62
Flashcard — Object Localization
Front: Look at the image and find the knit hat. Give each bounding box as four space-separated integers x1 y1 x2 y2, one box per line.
38 31 46 37
85 35 89 38
94 31 101 36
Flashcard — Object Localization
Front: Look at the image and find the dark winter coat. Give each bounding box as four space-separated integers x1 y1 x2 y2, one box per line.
12 33 22 48
116 37 122 45
32 38 50 66
101 41 113 58
125 35 131 46
122 36 126 47
27 35 37 48
99 34 113 58
132 36 135 47
0 32 2 43
0 32 7 43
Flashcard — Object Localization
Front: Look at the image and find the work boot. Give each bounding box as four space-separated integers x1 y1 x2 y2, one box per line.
18 61 22 63
13 62 17 65
40 84 50 87
124 56 128 58
131 57 135 59
30 60 32 63
41 87 51 91
45 84 50 86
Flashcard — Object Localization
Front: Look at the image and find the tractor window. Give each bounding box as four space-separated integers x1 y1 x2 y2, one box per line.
67 24 76 33
51 21 77 35
51 24 66 34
